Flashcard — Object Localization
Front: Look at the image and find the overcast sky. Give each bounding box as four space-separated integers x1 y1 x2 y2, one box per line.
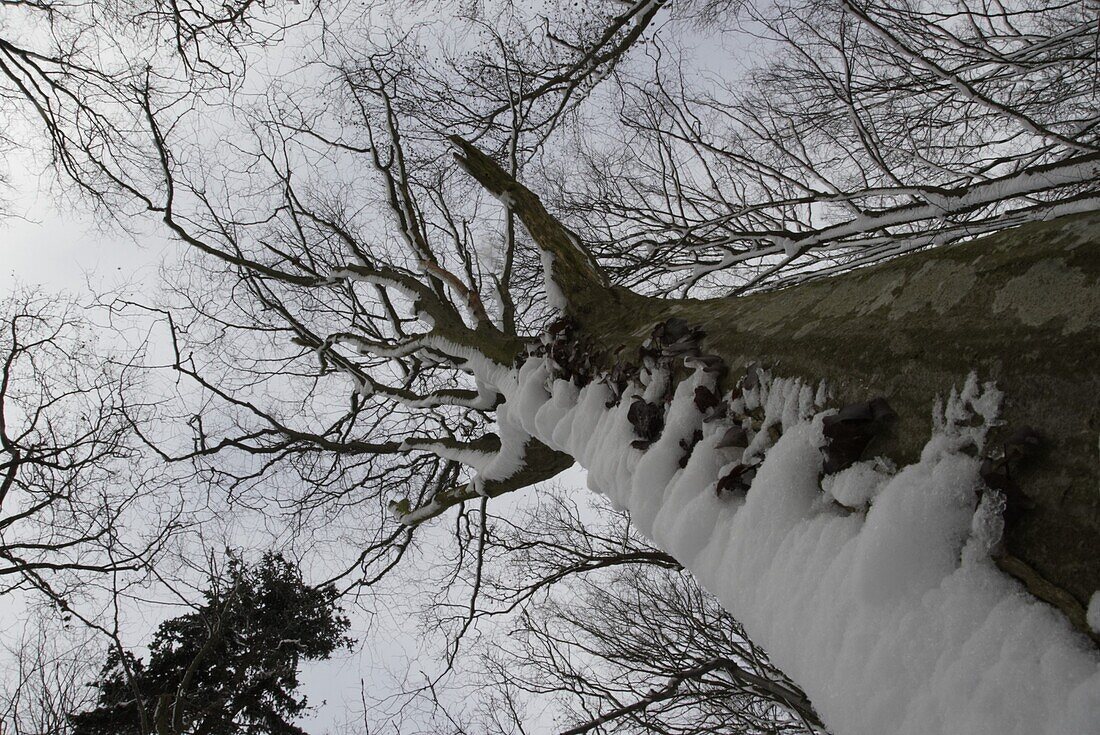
0 1 666 727
1 156 170 295
1 155 594 732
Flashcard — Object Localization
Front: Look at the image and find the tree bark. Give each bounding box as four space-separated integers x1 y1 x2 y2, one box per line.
647 214 1100 639
455 139 1100 640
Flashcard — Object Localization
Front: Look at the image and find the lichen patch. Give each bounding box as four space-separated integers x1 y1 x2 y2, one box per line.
991 258 1096 335
853 273 907 316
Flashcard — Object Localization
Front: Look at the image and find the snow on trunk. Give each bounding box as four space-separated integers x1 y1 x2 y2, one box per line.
484 358 1100 735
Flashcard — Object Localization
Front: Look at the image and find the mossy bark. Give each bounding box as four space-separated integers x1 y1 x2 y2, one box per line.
456 139 1100 640
583 214 1100 639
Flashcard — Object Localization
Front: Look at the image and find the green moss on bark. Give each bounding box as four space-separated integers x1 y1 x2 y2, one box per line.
572 213 1100 639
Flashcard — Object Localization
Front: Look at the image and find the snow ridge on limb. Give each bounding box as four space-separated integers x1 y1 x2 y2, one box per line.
480 335 1100 735
390 437 574 526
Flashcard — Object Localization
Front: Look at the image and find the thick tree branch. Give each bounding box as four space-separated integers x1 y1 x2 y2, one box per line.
450 136 613 308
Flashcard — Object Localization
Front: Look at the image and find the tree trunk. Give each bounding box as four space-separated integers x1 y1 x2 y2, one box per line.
582 213 1100 639
454 138 1100 640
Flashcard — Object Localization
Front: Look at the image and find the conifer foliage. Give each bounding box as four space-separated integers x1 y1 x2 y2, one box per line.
70 553 351 735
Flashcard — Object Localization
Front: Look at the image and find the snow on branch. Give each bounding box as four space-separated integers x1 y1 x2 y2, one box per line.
391 435 573 525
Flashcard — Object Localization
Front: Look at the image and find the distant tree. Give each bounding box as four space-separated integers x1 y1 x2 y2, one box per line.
487 494 825 734
0 615 99 735
70 552 352 735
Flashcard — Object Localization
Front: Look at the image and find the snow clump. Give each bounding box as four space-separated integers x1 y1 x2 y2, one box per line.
486 358 1100 735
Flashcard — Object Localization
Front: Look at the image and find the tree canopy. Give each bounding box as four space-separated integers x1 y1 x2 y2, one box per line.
70 553 351 735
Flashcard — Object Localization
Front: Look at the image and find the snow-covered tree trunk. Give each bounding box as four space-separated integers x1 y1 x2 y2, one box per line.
439 139 1100 734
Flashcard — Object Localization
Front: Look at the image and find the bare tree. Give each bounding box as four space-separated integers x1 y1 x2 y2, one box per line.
0 289 191 735
0 614 100 735
543 0 1100 294
1 0 1098 730
0 0 315 222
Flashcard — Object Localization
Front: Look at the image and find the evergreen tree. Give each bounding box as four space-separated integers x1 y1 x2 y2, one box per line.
71 553 351 735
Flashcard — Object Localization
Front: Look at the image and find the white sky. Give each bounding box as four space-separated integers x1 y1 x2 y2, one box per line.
0 156 593 730
0 1 675 728
1 160 170 295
